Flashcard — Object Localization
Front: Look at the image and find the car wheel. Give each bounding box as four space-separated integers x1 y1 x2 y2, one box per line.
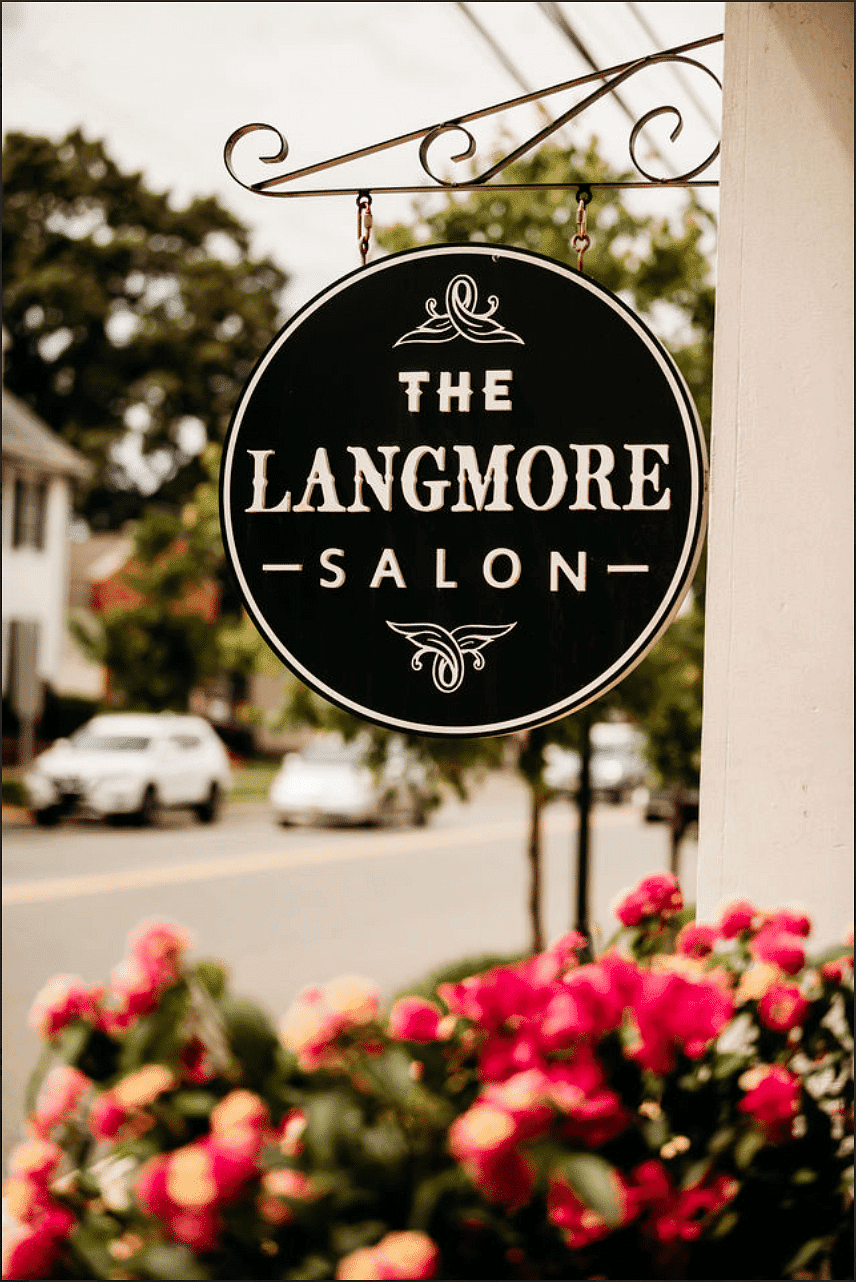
194 782 222 824
135 785 160 827
32 805 63 828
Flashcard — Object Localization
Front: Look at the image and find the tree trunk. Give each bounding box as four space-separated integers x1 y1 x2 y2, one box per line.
574 711 594 945
527 783 545 955
668 783 685 878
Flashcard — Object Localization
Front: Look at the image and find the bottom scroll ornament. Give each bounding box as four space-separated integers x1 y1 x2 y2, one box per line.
387 621 516 694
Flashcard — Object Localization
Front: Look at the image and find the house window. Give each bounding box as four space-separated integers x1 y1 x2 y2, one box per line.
12 477 48 550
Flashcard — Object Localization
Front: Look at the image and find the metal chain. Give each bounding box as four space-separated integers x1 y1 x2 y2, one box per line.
572 186 592 272
357 191 373 266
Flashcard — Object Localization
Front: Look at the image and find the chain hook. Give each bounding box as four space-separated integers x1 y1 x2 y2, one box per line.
572 185 592 272
357 191 373 266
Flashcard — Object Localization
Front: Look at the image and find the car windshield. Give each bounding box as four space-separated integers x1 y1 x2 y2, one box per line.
71 733 152 752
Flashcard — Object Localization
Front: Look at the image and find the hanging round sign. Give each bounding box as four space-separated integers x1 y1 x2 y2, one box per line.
220 244 707 737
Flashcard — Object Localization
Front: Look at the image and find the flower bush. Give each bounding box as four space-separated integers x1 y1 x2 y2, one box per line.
3 876 853 1280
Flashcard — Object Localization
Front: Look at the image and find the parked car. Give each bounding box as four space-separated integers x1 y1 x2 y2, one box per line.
269 732 433 828
644 787 700 828
543 722 647 804
23 712 232 827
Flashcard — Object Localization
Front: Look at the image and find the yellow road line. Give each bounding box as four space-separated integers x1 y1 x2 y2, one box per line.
4 812 584 906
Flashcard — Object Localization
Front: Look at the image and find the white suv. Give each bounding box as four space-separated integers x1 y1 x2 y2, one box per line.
24 713 232 828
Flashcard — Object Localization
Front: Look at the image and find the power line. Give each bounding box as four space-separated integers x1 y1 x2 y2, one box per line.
534 1 638 129
624 1 721 136
453 2 552 121
535 1 678 177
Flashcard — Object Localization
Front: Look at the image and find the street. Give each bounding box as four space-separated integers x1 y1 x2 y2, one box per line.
2 772 695 1167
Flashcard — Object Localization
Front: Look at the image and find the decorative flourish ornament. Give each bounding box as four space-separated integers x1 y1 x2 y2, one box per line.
386 621 517 693
394 275 524 347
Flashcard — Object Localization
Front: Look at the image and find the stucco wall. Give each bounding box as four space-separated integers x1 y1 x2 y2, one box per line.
698 3 854 942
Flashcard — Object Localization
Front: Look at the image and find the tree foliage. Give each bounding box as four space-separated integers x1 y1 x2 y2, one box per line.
70 448 263 713
1 129 288 528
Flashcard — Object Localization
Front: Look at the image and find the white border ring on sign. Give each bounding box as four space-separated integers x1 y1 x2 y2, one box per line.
220 243 708 738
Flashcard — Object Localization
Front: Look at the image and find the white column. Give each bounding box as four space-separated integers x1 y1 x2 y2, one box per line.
698 3 853 943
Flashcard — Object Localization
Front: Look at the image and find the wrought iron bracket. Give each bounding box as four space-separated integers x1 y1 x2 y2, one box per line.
224 34 722 199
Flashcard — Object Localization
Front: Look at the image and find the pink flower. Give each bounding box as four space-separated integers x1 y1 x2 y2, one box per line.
2 1222 63 1281
750 926 806 975
90 1065 175 1139
388 996 445 1042
738 1064 801 1141
29 1067 88 1140
645 1173 738 1243
89 1093 129 1140
615 874 683 927
820 955 854 985
27 975 102 1041
210 1091 268 1151
169 1207 221 1252
258 1168 319 1225
7 1142 63 1187
627 971 734 1074
280 976 381 1070
765 909 811 939
449 1103 517 1164
717 900 759 938
541 955 640 1050
757 984 809 1032
127 919 193 976
135 1155 171 1217
468 1146 538 1210
676 923 717 959
336 1232 440 1280
108 953 173 1021
481 1071 554 1142
178 1036 215 1084
376 1231 440 1279
272 1108 308 1157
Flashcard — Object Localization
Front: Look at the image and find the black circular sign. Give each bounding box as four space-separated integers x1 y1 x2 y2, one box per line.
220 244 707 737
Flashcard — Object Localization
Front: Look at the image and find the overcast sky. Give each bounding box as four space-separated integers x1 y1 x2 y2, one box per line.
2 2 724 308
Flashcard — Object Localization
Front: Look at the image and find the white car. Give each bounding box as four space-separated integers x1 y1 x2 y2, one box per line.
269 732 433 828
543 723 648 805
24 713 232 827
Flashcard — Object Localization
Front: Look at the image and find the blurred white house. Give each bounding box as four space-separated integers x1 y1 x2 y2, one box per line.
2 331 91 750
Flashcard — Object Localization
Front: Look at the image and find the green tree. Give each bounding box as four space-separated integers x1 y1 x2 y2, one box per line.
1 129 288 528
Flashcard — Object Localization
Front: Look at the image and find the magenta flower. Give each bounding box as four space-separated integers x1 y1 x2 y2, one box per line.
388 996 445 1042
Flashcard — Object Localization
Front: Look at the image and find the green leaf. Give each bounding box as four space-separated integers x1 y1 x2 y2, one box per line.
169 1088 220 1118
734 1126 767 1171
283 1255 335 1281
357 1047 418 1107
193 960 228 1001
556 1152 624 1226
783 1236 832 1277
304 1091 348 1169
408 1167 468 1231
68 1225 116 1280
138 1242 209 1280
331 1220 388 1256
56 1020 91 1066
25 1040 59 1117
680 1157 714 1189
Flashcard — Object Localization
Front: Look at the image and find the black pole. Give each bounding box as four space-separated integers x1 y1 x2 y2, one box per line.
574 710 593 945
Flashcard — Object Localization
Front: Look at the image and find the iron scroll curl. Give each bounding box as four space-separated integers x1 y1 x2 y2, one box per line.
224 35 722 198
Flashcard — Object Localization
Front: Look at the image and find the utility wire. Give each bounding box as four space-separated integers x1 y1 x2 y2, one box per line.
624 0 721 136
535 0 678 177
535 1 638 128
454 2 552 121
